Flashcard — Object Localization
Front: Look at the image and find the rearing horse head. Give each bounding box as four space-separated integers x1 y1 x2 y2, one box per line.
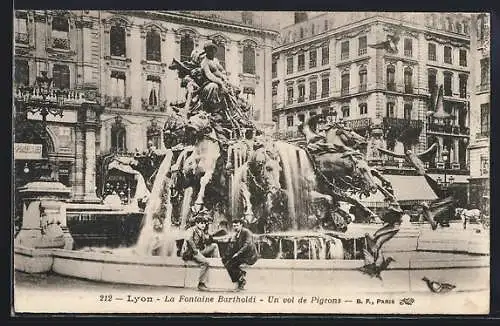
324 124 367 150
248 142 282 196
334 151 378 196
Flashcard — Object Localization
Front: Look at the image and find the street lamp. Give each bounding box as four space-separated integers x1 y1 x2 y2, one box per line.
437 147 455 190
16 71 68 122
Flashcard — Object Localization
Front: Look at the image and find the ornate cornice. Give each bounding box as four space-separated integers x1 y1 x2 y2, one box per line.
285 39 328 57
382 24 419 39
335 27 371 41
424 32 470 49
140 23 167 41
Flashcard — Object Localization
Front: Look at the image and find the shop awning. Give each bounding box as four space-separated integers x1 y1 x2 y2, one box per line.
359 175 438 207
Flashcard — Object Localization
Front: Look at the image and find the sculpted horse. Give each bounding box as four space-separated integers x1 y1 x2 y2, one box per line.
168 111 222 218
234 139 289 233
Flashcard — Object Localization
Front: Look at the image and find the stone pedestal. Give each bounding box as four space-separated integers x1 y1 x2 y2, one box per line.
14 181 73 249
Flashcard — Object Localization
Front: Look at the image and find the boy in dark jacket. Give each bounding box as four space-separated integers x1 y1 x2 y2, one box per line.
181 216 220 291
222 219 259 291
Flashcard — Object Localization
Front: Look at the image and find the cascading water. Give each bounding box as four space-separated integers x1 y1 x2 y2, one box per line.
273 141 317 230
134 150 178 256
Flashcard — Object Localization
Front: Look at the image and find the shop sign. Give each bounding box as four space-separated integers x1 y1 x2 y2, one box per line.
14 143 42 160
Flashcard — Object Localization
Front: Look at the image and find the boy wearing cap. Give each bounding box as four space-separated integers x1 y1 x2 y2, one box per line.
181 216 220 291
222 218 259 291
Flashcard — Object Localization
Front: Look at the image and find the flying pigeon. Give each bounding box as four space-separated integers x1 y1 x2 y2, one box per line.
368 24 403 54
358 248 395 280
422 277 456 293
377 143 438 175
420 196 456 230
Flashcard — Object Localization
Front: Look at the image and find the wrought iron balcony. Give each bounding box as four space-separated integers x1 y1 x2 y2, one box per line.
104 95 132 110
341 88 349 96
428 53 436 61
52 37 70 50
404 50 412 57
359 84 367 92
309 60 317 68
427 123 470 135
383 117 423 130
344 117 372 131
309 93 317 101
358 48 367 56
141 98 167 112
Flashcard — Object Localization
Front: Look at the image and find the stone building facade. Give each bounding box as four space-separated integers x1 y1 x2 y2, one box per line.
271 12 472 207
14 10 101 203
14 10 279 202
96 11 278 156
468 13 490 213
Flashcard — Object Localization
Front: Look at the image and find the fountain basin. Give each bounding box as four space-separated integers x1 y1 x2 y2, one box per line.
15 245 489 294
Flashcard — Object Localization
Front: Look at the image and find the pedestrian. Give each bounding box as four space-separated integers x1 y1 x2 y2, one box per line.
222 218 259 291
180 215 220 291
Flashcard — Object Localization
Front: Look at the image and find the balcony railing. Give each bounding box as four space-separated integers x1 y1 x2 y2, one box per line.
298 64 305 72
321 92 329 98
428 53 436 61
444 56 452 64
297 96 305 103
15 32 28 44
444 88 452 96
383 117 423 130
344 117 372 131
341 88 349 96
104 95 132 110
459 60 467 67
141 98 167 112
287 98 293 105
387 82 396 91
359 84 367 92
427 123 470 135
404 50 412 57
309 60 317 68
322 58 329 65
404 85 413 94
52 37 70 50
341 52 349 60
309 93 317 101
14 87 94 105
358 48 367 56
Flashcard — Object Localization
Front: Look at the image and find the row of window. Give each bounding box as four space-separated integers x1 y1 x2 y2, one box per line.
110 123 163 152
284 77 330 104
428 43 467 66
427 68 468 98
14 15 257 75
14 60 70 89
284 101 414 127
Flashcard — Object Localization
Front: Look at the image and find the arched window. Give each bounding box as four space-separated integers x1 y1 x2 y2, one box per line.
110 24 126 57
111 118 126 153
146 29 161 61
243 43 255 74
359 66 367 92
404 67 413 94
52 15 70 49
180 34 194 62
52 64 70 89
386 65 395 91
215 42 226 69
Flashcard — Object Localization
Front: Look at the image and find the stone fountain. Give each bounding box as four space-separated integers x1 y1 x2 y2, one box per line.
14 45 489 296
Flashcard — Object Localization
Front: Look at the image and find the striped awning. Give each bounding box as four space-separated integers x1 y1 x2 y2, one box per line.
359 175 438 207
